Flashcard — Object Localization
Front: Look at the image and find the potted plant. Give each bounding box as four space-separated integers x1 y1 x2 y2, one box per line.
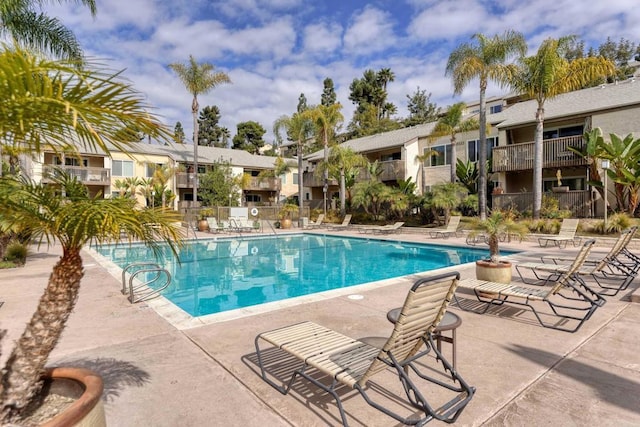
0 47 182 425
278 203 298 229
552 169 569 192
468 211 529 284
198 208 214 231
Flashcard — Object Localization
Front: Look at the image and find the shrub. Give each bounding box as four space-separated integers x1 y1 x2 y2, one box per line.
591 212 633 234
3 241 27 264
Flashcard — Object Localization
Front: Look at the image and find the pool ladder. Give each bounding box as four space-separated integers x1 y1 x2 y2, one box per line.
121 262 172 303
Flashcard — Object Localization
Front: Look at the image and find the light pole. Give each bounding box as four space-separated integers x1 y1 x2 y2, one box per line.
601 159 610 228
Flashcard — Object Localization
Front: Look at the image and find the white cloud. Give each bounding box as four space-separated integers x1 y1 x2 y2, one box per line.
303 21 343 56
343 6 397 55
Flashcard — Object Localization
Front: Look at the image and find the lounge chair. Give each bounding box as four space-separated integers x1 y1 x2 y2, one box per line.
327 214 352 230
359 221 404 235
519 227 639 296
254 272 475 426
538 218 582 248
456 239 606 333
429 215 461 239
306 213 325 229
206 217 223 233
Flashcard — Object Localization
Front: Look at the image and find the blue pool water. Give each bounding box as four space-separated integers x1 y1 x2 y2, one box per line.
96 235 510 317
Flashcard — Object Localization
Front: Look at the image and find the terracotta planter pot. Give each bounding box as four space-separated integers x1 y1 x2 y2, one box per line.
475 259 512 284
40 367 105 427
197 219 209 232
280 218 292 229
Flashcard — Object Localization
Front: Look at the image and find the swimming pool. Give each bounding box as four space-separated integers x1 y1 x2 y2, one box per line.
96 235 508 317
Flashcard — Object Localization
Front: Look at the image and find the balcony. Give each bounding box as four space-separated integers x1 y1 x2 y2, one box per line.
363 160 405 182
492 135 587 172
244 176 281 192
42 165 110 185
175 172 195 188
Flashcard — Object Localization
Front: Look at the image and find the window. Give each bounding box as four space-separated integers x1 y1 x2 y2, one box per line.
112 160 134 177
245 194 261 203
380 152 401 161
293 173 299 185
425 145 451 167
55 156 87 167
280 174 287 184
467 137 498 163
543 176 585 191
489 105 502 114
543 125 583 140
146 163 163 178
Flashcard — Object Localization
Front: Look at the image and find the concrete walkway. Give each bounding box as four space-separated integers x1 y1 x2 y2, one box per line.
1 229 639 426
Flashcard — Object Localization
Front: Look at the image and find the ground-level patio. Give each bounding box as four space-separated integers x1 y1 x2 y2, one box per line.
1 229 639 426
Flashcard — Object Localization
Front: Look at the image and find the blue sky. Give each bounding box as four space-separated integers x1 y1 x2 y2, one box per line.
44 0 640 144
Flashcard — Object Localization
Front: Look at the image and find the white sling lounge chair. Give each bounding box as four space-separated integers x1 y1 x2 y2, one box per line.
538 218 582 248
429 215 461 239
254 272 475 426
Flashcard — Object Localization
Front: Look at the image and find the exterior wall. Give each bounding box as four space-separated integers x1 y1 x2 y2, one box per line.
404 138 420 191
280 169 299 200
592 107 640 136
109 152 175 207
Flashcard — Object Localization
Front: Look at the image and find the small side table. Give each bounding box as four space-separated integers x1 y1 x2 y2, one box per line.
386 309 462 370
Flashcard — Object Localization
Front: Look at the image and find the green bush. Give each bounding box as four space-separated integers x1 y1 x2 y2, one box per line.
4 241 27 264
591 212 632 234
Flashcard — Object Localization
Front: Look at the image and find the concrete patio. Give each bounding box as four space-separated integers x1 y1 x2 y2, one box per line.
1 228 639 426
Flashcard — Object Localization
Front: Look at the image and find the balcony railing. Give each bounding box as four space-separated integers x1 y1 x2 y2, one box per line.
42 165 110 185
244 176 281 192
492 190 592 218
492 135 587 172
175 172 195 188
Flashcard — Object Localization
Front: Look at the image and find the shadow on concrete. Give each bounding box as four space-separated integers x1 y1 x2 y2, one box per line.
55 357 150 402
506 344 640 415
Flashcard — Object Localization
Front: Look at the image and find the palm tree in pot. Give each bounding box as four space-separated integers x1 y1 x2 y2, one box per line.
469 210 528 283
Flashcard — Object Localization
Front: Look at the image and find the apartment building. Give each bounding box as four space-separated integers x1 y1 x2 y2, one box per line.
21 142 298 209
303 80 640 217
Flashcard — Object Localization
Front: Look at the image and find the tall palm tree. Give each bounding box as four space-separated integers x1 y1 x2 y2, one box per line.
446 30 527 220
273 112 314 217
0 0 96 61
509 37 615 219
0 46 180 422
428 102 479 183
308 103 344 214
168 56 231 205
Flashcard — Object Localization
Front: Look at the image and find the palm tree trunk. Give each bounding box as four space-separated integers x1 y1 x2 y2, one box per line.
297 140 304 218
1 249 84 422
533 105 545 219
339 169 346 217
323 134 328 216
478 81 488 220
192 96 199 206
450 137 457 183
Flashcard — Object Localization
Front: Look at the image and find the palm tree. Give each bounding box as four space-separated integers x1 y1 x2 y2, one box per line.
446 30 527 220
0 173 183 422
428 102 479 183
316 145 367 216
168 56 231 205
0 46 181 422
509 37 615 218
273 112 314 217
308 104 344 215
0 0 96 61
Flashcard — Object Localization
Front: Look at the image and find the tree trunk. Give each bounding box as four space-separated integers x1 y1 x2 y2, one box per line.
478 81 488 220
192 95 199 205
339 169 346 217
450 136 457 183
533 105 545 219
297 140 304 218
1 249 84 422
323 135 328 216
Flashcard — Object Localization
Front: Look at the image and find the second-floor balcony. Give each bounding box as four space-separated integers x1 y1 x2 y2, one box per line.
492 135 588 172
176 172 281 192
244 176 281 192
42 165 110 185
304 160 406 188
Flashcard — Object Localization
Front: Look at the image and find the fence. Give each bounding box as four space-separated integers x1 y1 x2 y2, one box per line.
493 190 592 218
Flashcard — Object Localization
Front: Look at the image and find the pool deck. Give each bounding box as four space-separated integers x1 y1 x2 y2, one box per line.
1 227 639 426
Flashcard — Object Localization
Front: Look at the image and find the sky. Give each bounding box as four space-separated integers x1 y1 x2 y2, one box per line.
43 0 640 145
